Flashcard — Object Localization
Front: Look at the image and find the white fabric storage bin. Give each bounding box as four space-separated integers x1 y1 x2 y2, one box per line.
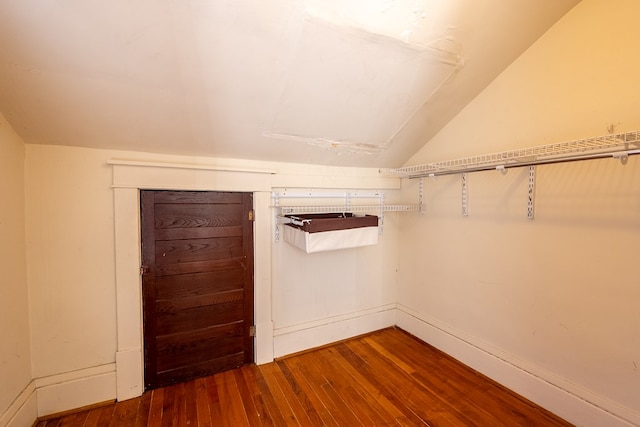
283 224 378 253
282 213 379 253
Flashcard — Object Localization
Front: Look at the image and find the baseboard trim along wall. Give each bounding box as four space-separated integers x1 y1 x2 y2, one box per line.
19 306 394 421
0 381 37 427
273 304 397 358
396 305 640 427
34 364 116 418
1 365 117 426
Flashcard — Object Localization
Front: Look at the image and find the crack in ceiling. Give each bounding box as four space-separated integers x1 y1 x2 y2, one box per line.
264 11 464 156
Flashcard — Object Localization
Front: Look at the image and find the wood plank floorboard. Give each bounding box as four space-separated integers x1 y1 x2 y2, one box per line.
35 328 574 426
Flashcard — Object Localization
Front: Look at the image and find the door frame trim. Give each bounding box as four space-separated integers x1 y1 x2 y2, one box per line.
110 161 274 401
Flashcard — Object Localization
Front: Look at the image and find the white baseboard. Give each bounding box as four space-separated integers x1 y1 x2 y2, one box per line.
35 364 116 418
396 305 639 427
116 349 144 401
0 381 37 427
273 304 396 358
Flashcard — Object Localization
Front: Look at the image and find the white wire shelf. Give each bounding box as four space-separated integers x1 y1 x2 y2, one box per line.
275 204 420 215
381 130 640 178
271 191 420 240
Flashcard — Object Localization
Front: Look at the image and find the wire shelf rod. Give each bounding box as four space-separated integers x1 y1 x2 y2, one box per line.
404 148 640 179
381 130 640 178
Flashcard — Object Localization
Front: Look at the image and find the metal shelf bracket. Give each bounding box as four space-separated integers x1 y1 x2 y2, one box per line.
419 178 425 215
528 166 536 219
462 173 469 217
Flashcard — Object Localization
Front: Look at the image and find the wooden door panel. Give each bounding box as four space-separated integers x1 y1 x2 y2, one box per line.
154 225 243 240
155 258 244 276
155 301 244 340
154 203 243 229
156 324 244 371
157 353 246 387
155 270 244 299
156 289 244 313
141 190 254 390
154 237 244 264
153 191 243 204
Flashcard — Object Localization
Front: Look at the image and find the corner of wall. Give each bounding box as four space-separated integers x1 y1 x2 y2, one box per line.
0 114 35 427
0 381 36 427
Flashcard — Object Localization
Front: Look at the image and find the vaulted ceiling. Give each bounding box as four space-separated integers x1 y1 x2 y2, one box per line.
0 0 580 168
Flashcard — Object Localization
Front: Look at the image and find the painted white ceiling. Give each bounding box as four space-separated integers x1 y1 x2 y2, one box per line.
0 0 580 168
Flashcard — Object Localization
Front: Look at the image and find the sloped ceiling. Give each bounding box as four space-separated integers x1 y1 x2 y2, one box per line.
0 0 580 168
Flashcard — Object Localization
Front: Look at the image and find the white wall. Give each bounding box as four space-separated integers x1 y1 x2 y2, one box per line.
398 0 640 426
25 146 118 379
272 204 400 356
24 144 401 416
0 114 35 427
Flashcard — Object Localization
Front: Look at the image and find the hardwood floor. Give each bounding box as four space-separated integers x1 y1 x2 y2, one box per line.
36 328 573 426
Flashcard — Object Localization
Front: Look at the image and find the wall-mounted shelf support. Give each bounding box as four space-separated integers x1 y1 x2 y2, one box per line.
461 173 469 217
271 191 419 242
528 166 536 219
418 178 425 215
381 130 640 219
382 130 640 179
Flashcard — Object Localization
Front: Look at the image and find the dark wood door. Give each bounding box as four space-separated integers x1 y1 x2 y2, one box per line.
141 190 254 390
